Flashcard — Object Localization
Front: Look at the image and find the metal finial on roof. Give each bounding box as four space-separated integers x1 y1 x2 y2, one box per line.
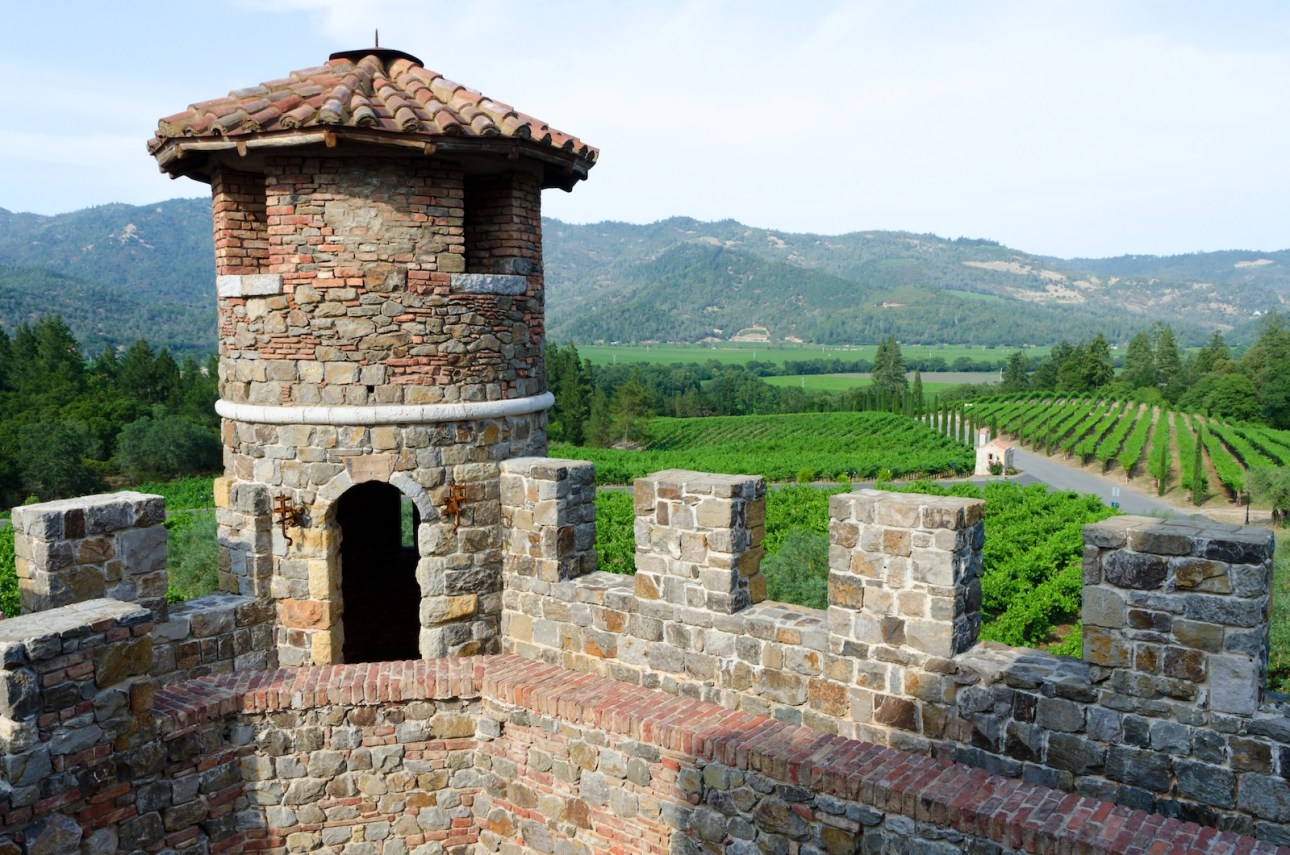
375 29 380 48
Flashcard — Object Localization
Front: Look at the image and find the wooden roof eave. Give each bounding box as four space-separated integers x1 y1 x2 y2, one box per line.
151 128 594 188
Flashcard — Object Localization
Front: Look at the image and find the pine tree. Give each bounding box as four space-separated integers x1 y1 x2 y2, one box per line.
1001 351 1029 393
1082 334 1115 390
612 368 652 446
1154 325 1183 400
1121 331 1156 389
1191 427 1206 505
871 336 908 403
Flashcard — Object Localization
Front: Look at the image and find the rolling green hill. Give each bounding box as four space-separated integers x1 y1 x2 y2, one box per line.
1 200 1288 353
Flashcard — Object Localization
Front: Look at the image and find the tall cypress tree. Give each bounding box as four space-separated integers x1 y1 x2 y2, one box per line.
1191 427 1206 505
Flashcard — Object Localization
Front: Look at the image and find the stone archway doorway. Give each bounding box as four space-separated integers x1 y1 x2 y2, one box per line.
337 481 421 662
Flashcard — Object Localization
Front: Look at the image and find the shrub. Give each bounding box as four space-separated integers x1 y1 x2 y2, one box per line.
796 466 815 485
595 491 636 574
761 529 829 610
165 511 219 602
0 526 17 617
116 415 220 482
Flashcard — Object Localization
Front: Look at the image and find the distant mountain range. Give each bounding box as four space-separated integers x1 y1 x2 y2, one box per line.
1 198 1286 355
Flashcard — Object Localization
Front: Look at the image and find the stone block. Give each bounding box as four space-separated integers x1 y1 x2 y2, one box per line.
1172 557 1232 593
1127 525 1195 556
218 273 282 297
118 526 168 576
1083 586 1126 628
1183 594 1264 628
1210 653 1259 715
1102 550 1168 590
24 814 82 855
874 496 921 528
95 637 153 687
1046 733 1102 774
1083 626 1130 668
1238 774 1290 822
1203 530 1274 566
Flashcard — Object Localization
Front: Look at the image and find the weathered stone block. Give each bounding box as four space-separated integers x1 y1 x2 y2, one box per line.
1127 525 1194 556
1102 550 1168 590
1083 587 1126 628
94 637 152 687
1239 774 1290 822
1210 654 1259 715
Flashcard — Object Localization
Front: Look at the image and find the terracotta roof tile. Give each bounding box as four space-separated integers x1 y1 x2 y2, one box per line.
148 48 597 182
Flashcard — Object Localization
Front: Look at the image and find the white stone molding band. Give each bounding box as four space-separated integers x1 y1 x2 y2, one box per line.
215 392 554 425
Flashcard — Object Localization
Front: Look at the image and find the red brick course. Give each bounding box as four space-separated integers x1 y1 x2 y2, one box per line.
150 656 1289 855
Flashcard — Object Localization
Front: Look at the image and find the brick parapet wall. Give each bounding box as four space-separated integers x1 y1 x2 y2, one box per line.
11 491 168 620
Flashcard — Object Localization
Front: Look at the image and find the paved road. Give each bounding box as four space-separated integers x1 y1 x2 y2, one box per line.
1006 446 1193 519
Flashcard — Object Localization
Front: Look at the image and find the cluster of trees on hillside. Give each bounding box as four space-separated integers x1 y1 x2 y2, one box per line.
0 316 219 505
999 314 1290 427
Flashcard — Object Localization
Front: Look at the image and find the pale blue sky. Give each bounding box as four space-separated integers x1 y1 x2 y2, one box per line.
1 1 1288 258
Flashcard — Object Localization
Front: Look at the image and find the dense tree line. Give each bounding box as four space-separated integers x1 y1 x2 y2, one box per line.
999 313 1290 428
0 315 219 505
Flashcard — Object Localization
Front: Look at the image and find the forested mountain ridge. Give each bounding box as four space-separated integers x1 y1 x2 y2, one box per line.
543 217 1289 345
1 199 1287 352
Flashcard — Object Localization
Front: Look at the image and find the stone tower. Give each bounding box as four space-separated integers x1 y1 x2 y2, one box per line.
148 47 596 666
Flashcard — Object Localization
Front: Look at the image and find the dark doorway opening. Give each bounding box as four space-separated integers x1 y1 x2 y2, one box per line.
338 481 421 662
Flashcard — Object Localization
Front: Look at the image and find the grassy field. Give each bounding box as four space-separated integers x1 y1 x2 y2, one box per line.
763 371 989 394
575 342 1047 367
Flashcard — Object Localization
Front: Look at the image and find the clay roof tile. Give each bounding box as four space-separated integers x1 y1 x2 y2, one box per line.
149 48 596 181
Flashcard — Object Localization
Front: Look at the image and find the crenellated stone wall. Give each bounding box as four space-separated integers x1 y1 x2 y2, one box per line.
498 466 1290 842
11 492 169 620
11 492 279 687
5 470 1290 847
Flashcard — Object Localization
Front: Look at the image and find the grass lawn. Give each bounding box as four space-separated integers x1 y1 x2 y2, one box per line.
575 342 1047 367
762 374 969 394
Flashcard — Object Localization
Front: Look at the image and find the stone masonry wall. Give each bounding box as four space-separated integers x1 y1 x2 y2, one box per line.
499 467 1290 843
0 599 169 853
218 412 545 667
152 592 277 686
9 643 1273 854
12 492 278 688
11 492 169 621
940 515 1288 838
213 157 546 407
